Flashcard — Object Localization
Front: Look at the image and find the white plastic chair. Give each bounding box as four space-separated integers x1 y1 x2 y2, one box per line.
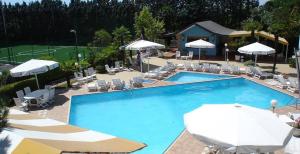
48 88 55 104
37 92 50 108
13 98 29 111
24 87 31 95
16 90 25 101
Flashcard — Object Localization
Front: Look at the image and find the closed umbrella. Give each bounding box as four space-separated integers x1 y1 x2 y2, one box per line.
125 40 165 72
10 59 59 89
185 39 215 62
184 104 293 153
238 42 275 66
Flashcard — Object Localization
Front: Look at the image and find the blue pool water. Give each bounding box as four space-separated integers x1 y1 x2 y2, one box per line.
69 78 294 154
165 72 232 83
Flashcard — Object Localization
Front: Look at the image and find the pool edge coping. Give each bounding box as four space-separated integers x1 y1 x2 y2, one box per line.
66 72 297 153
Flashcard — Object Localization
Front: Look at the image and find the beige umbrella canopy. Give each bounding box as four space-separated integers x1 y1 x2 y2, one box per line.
1 109 145 154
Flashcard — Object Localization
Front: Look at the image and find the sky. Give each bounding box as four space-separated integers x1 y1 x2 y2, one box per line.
2 0 269 5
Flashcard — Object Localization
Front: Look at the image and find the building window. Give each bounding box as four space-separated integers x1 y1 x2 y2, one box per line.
187 36 209 42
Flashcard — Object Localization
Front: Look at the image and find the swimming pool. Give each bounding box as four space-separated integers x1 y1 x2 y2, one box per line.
69 78 295 154
165 72 232 83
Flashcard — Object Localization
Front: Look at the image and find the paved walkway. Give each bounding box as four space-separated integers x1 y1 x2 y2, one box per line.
26 57 299 154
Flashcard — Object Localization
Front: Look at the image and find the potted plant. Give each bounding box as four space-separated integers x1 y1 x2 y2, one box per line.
292 117 300 137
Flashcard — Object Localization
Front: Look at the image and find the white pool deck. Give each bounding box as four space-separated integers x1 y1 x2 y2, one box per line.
21 57 299 154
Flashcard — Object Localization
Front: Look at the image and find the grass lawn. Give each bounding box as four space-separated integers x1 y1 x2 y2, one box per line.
0 45 89 63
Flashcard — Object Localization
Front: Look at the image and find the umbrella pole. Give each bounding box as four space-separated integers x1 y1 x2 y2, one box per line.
199 48 201 63
35 74 40 89
255 54 258 66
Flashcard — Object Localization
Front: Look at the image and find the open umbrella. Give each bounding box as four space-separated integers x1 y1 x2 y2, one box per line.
185 39 215 62
10 59 59 89
125 40 165 72
238 42 275 66
184 104 293 153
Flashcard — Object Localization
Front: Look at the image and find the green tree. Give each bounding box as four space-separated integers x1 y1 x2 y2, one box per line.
134 6 165 41
0 97 9 132
0 70 10 87
242 18 262 42
112 26 132 46
92 29 112 47
259 0 300 73
60 60 76 88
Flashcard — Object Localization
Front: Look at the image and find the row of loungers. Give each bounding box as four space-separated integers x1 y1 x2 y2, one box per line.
266 75 299 93
144 61 176 79
87 77 146 91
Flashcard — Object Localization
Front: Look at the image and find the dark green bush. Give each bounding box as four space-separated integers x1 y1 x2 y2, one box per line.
95 65 105 73
0 68 70 106
0 78 37 106
288 58 296 68
244 60 255 66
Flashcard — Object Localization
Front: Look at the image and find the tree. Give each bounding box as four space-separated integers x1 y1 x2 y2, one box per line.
92 29 112 47
242 18 262 42
259 0 300 73
60 60 76 87
112 26 132 46
134 6 165 41
0 69 10 87
268 23 286 73
0 97 9 132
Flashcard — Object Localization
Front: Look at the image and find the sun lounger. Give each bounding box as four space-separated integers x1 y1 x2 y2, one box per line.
130 77 144 88
166 61 176 72
144 72 162 79
184 62 193 71
105 64 116 75
112 79 126 90
97 80 110 91
287 77 299 93
265 79 280 86
275 75 288 89
87 83 97 91
221 64 232 74
289 112 300 120
149 67 169 77
231 65 240 75
13 98 29 111
253 67 273 79
115 61 124 72
208 64 221 74
192 63 202 72
74 72 86 84
87 67 97 79
202 63 210 72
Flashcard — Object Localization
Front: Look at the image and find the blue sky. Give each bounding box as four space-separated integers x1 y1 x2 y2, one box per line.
3 0 269 5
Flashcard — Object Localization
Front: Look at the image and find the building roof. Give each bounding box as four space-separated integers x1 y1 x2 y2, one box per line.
178 20 288 45
196 20 250 37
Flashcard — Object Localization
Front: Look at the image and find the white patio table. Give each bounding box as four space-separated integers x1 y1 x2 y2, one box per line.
24 89 49 100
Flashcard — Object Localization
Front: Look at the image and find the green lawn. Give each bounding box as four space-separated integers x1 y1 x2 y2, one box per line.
0 45 89 64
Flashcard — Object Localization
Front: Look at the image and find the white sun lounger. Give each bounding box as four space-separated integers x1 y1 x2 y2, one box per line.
222 64 232 74
287 77 299 93
192 63 202 72
105 64 116 75
130 77 144 88
97 80 110 91
184 62 193 71
112 79 125 90
275 75 288 89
